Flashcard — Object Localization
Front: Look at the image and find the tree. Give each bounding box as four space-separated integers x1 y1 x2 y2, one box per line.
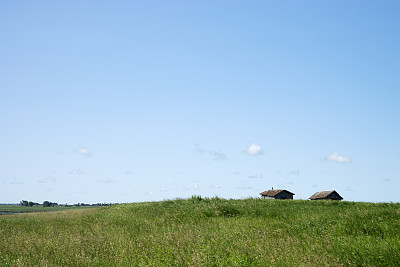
43 201 51 207
28 201 34 207
20 200 28 206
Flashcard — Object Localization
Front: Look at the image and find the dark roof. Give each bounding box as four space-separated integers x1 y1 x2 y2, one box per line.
260 189 295 197
309 190 342 200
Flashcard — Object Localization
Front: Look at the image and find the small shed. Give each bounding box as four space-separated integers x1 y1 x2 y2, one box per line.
309 190 343 200
260 189 295 200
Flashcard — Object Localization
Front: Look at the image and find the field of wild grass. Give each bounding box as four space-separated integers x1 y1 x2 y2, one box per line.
0 205 93 213
1 197 400 266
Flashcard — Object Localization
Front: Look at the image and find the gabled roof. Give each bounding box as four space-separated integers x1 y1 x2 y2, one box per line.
260 189 295 197
309 190 342 200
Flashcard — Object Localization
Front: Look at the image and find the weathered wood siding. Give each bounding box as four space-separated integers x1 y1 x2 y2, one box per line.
275 191 294 200
325 192 342 200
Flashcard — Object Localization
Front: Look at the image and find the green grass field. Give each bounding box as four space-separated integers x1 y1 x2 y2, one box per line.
0 205 94 213
1 197 400 266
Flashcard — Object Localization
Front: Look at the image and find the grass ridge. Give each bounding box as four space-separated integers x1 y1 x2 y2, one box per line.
1 198 399 266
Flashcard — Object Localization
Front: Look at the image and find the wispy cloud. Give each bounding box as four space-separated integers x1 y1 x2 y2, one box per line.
97 179 115 183
236 184 253 190
383 178 391 182
344 186 355 191
246 143 263 155
175 186 190 192
77 148 91 157
290 169 300 176
326 152 351 163
9 180 24 185
38 176 57 183
195 145 227 161
248 173 263 179
124 171 134 175
194 182 199 190
211 183 221 189
69 169 83 175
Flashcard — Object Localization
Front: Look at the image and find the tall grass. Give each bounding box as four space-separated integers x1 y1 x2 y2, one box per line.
1 198 399 266
0 205 94 213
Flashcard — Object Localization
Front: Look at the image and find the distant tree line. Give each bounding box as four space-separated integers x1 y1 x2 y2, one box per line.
20 200 57 207
43 201 58 207
20 200 114 207
19 200 40 207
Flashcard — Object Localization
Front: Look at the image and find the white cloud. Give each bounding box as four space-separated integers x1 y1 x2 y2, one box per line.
290 169 300 176
246 143 263 155
326 152 351 163
10 180 24 185
344 186 355 191
210 151 228 161
194 182 199 190
38 176 57 183
69 169 82 175
211 183 221 189
97 179 115 183
195 145 227 161
175 186 189 192
77 148 91 157
236 184 253 190
248 174 263 179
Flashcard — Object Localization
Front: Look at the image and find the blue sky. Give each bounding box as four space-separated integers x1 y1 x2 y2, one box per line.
1 1 399 203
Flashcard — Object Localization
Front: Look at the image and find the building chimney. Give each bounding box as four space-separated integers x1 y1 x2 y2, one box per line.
272 187 274 190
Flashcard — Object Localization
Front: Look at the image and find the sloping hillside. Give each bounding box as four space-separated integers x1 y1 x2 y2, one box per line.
1 197 400 266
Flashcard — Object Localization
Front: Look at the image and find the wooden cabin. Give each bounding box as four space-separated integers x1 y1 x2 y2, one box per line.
309 190 343 200
260 189 295 199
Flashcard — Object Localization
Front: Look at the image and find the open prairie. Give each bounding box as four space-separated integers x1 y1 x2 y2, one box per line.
1 198 400 266
0 205 94 214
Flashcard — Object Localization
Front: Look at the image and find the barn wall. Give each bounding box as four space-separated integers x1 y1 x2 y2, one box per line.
276 191 293 199
325 192 342 200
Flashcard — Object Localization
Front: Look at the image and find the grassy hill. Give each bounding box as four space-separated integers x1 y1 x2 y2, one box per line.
0 205 94 213
1 197 400 266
